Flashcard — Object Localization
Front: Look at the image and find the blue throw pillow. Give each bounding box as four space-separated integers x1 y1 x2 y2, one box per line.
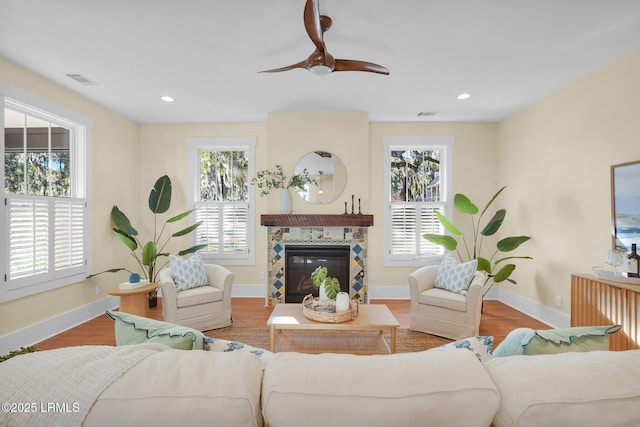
170 252 208 291
434 253 478 296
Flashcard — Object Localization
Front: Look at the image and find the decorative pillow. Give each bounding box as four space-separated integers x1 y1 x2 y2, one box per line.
203 337 271 360
106 311 205 350
493 325 622 357
430 336 494 364
170 252 208 291
434 253 478 296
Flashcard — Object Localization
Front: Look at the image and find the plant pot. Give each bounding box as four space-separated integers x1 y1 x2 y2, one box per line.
319 282 330 301
148 287 158 308
279 188 292 214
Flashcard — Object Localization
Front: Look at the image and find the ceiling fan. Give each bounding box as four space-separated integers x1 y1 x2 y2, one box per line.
260 0 389 76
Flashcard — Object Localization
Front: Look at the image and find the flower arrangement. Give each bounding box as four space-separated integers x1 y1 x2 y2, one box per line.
251 164 317 197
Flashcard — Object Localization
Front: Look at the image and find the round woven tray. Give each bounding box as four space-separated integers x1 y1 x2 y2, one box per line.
302 294 359 323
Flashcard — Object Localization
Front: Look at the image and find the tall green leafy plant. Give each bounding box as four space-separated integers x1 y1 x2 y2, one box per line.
91 175 206 283
423 186 531 294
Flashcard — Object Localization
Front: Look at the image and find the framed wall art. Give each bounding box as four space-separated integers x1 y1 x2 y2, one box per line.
611 160 640 251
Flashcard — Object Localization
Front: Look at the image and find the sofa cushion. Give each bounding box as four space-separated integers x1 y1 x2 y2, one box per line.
107 311 205 350
176 285 223 308
434 253 478 296
85 350 263 427
485 349 640 427
493 325 621 357
170 252 208 291
262 349 500 427
419 287 468 311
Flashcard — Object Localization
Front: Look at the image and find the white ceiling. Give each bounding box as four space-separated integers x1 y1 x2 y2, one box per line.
1 0 640 124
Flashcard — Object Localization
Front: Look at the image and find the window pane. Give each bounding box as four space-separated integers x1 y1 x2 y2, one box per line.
26 115 50 196
50 125 71 197
389 149 440 202
200 150 248 202
4 108 25 194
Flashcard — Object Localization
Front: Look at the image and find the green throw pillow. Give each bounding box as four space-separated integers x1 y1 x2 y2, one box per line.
107 311 205 350
493 325 621 357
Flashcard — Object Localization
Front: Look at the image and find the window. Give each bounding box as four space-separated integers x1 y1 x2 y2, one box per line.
188 137 255 265
383 136 453 266
1 84 92 302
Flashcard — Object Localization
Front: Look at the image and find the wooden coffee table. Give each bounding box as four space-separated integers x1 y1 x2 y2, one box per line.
267 303 400 355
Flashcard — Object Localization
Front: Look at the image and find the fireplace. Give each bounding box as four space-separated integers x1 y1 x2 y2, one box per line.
262 214 373 305
284 245 350 303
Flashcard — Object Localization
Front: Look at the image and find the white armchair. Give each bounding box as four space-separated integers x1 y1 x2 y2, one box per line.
158 264 234 331
408 265 486 340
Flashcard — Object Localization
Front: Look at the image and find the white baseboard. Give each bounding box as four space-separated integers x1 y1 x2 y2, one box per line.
0 296 119 355
368 285 410 300
496 287 570 329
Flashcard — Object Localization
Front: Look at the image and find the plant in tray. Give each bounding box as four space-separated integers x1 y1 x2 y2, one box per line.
310 266 341 300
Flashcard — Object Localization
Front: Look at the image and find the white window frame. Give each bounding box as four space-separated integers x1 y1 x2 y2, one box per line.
383 136 453 267
187 137 256 265
1 81 93 302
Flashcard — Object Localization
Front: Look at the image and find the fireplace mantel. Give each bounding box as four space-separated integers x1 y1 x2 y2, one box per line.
261 214 374 227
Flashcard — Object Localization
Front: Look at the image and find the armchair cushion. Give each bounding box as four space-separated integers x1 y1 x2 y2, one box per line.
170 252 208 291
107 311 205 350
176 285 223 308
434 253 478 296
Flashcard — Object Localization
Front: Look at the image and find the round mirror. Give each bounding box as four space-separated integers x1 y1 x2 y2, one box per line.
294 151 347 204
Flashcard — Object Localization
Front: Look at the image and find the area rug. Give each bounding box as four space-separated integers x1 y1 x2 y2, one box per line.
205 327 452 353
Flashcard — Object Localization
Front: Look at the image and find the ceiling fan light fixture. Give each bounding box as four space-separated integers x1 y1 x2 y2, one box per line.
457 93 471 100
309 64 332 76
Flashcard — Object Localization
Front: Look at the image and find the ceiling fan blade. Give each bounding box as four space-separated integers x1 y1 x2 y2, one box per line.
334 59 390 75
304 0 325 51
259 60 308 73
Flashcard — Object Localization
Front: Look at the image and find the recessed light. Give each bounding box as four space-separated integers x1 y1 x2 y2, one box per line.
160 96 174 102
457 93 471 100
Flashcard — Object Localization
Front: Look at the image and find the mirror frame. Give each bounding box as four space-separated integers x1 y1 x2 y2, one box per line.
294 151 347 204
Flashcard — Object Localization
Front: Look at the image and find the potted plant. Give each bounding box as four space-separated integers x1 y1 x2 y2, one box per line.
90 175 206 306
310 266 341 300
251 164 317 213
423 186 531 296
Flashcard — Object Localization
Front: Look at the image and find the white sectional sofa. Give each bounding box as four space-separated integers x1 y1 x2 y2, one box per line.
2 343 640 427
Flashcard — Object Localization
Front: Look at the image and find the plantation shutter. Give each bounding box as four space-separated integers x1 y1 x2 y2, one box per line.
6 196 85 285
389 202 445 259
195 201 249 258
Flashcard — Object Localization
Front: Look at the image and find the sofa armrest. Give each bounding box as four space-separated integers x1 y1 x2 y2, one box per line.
158 268 178 321
466 271 487 332
408 265 439 314
204 264 234 311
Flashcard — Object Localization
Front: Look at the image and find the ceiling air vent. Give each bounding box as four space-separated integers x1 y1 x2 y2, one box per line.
417 112 437 117
65 73 98 86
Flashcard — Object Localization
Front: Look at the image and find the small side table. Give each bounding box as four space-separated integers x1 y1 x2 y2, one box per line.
107 282 158 317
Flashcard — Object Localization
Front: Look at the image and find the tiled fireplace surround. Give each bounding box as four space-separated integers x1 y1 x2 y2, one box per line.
261 214 374 306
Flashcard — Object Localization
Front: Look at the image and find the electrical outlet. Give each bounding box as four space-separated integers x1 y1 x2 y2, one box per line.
370 272 377 282
555 295 562 307
259 271 265 280
96 284 103 295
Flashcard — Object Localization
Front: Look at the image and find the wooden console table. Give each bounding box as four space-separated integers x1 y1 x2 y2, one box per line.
571 274 639 350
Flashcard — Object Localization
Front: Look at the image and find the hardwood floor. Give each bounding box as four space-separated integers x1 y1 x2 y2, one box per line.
35 298 548 350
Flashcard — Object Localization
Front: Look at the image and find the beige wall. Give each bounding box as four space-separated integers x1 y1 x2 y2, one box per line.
0 58 140 335
497 48 640 316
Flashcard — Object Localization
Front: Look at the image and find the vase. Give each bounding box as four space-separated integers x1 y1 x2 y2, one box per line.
279 188 292 214
319 282 329 301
